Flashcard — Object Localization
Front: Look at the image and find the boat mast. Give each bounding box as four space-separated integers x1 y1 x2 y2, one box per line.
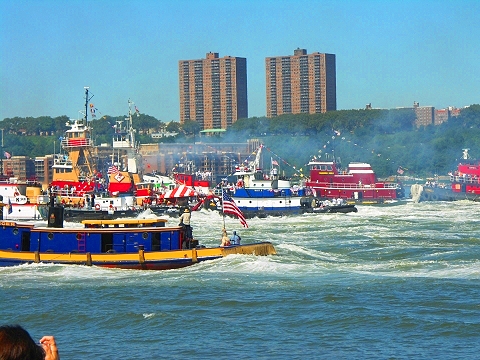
128 99 138 173
84 87 88 123
111 99 138 173
84 86 94 124
127 99 136 147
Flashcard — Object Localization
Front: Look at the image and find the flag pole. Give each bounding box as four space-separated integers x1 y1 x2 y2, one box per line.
221 187 226 230
221 187 248 229
220 188 228 246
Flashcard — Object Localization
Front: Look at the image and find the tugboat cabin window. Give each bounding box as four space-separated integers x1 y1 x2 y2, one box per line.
55 168 73 174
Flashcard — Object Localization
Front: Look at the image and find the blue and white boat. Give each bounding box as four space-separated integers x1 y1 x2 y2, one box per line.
228 145 310 218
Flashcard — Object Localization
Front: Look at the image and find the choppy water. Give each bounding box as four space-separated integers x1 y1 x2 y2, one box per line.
1 201 479 359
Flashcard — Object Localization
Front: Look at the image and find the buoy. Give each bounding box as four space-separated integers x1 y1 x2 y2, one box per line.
95 204 100 211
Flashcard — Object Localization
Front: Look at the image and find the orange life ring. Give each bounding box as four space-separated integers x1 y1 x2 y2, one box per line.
95 204 100 211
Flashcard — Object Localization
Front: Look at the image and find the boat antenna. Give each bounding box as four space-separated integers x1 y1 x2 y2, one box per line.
84 86 94 123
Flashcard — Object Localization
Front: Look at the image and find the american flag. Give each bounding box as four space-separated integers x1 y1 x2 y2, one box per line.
222 189 248 228
108 165 119 174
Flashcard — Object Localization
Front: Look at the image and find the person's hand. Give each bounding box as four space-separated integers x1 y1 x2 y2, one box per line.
40 336 60 360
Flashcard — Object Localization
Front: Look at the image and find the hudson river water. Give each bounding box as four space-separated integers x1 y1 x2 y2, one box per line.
1 201 479 359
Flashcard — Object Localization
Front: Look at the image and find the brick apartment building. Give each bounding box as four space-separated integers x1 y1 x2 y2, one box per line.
413 102 462 127
266 48 336 117
179 52 248 131
2 156 36 180
413 102 435 127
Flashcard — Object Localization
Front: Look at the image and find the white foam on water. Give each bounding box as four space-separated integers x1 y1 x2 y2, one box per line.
2 200 479 282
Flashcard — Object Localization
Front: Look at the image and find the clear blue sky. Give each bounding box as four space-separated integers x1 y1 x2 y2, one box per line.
1 0 479 122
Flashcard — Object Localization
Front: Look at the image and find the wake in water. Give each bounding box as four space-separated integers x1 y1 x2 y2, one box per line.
2 201 480 360
410 183 424 203
4 202 480 281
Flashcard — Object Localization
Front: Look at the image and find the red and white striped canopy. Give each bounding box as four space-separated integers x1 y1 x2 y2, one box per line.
163 185 197 199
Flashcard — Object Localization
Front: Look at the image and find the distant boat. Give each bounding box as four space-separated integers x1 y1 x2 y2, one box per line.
62 194 139 221
107 99 142 197
305 159 405 204
227 145 310 218
300 199 358 214
0 182 47 220
418 149 480 202
49 91 165 219
50 87 105 205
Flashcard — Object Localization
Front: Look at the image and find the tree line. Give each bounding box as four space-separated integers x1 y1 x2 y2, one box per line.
1 104 479 178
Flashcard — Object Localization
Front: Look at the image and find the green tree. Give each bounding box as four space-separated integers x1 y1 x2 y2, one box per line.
181 120 201 137
166 121 181 133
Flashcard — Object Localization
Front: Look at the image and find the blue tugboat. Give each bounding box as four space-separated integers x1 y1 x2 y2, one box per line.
0 205 276 270
228 145 310 218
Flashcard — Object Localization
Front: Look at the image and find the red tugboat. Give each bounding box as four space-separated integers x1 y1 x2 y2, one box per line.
49 90 139 220
418 149 480 201
452 149 480 197
305 160 405 204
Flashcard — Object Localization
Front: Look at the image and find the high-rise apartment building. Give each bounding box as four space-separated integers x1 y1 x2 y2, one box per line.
179 52 248 130
266 48 336 117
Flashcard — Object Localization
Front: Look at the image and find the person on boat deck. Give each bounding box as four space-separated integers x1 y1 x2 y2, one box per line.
230 231 241 245
0 324 60 360
179 208 192 239
220 228 231 247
